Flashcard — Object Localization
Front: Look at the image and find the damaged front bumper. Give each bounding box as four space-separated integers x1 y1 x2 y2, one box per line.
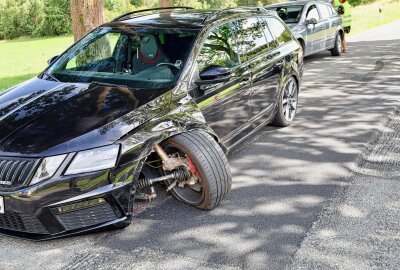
0 169 134 240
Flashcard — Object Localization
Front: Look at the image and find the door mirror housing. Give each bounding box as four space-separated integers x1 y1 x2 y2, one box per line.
195 65 232 86
47 55 59 65
305 18 318 25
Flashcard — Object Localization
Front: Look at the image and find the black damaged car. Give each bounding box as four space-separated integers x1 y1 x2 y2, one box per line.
0 7 303 239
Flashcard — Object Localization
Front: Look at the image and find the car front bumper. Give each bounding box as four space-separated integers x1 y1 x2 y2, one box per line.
0 169 134 240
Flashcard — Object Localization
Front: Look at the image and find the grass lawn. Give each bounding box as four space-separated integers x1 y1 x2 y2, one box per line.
0 36 73 92
350 0 400 35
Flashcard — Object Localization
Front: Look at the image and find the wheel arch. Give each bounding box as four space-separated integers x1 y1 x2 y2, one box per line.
297 37 305 55
112 102 225 188
338 28 345 40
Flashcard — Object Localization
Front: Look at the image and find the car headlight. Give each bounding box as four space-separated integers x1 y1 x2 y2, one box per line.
65 145 120 175
30 154 67 185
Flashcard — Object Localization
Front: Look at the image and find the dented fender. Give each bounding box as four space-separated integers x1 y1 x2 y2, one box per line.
111 94 221 187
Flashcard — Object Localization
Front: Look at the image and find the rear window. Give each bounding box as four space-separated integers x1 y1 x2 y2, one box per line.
264 17 292 46
232 18 269 63
318 4 332 19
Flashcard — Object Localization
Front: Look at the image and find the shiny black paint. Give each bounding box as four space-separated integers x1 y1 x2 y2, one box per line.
0 8 302 240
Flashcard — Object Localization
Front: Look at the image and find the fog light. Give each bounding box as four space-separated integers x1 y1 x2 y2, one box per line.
55 198 106 214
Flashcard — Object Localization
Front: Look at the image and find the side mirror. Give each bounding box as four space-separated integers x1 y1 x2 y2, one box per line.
195 65 232 86
306 18 318 25
47 55 59 65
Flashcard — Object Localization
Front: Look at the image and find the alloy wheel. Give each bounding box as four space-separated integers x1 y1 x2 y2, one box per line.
282 79 298 122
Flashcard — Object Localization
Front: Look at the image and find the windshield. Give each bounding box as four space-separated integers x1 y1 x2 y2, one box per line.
268 6 303 23
45 27 199 89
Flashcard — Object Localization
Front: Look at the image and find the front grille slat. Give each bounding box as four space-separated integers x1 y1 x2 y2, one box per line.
5 162 18 183
0 157 38 189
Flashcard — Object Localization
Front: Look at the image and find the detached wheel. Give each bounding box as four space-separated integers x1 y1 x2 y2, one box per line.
162 131 231 210
273 76 298 127
331 33 342 56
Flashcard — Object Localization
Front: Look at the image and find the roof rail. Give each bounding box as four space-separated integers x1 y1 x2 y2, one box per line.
202 7 268 23
112 6 194 22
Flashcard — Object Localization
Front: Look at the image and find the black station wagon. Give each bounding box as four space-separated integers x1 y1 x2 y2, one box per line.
0 7 303 239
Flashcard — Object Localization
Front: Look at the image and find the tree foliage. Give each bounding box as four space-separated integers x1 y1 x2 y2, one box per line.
0 0 281 40
0 0 70 40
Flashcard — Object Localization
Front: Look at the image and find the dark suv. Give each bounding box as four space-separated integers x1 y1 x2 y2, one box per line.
0 7 302 239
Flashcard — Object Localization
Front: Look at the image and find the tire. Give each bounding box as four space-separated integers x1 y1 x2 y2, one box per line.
162 131 231 210
272 76 298 127
331 33 342 56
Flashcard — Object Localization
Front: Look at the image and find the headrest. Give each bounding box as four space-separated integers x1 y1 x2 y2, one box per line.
140 35 158 60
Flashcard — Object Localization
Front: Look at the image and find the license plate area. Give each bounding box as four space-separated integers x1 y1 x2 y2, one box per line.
0 197 4 214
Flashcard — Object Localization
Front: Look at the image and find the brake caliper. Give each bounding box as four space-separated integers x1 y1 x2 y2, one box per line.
176 155 200 189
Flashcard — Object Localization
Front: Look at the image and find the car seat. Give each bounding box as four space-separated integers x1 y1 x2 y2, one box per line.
131 34 169 74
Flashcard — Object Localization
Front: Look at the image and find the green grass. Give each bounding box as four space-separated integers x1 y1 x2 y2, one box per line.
0 36 73 92
350 0 400 35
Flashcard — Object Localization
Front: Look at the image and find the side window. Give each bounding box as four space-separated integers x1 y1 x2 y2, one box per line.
232 17 269 62
197 23 239 73
328 5 338 16
306 5 320 21
264 17 292 46
318 4 331 19
259 17 278 50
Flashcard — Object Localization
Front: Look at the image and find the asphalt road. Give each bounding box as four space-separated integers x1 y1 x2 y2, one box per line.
1 21 400 270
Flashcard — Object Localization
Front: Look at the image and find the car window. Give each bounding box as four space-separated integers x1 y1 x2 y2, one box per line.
306 5 320 21
318 4 331 19
264 17 292 46
66 32 120 70
259 17 278 50
197 22 239 73
270 5 303 23
232 18 269 62
48 27 199 89
328 5 338 16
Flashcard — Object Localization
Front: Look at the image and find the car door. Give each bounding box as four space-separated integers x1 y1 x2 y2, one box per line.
317 3 335 49
241 16 284 126
189 21 252 147
304 4 324 52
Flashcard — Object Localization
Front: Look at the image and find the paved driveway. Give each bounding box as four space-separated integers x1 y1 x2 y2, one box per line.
1 21 400 270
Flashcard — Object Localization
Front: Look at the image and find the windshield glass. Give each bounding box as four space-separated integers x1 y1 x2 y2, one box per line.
46 27 199 89
268 6 303 23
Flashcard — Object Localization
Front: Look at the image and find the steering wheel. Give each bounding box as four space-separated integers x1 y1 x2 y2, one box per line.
156 63 181 74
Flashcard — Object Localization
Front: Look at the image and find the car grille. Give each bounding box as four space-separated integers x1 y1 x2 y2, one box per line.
0 157 39 189
0 211 49 234
56 203 118 231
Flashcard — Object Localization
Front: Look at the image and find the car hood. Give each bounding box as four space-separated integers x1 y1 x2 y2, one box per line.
0 78 167 156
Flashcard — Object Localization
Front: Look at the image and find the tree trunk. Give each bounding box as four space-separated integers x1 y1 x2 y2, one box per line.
70 0 105 42
159 0 173 8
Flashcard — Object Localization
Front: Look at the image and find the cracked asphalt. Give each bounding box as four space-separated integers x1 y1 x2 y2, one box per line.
1 21 400 270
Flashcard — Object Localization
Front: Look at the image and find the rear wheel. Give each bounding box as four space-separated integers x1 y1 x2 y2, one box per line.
331 33 342 56
162 131 231 210
272 76 298 127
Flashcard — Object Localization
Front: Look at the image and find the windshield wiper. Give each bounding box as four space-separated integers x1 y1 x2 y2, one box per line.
42 71 60 82
90 81 128 88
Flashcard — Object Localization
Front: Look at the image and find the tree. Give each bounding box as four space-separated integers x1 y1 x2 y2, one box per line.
159 0 173 7
70 0 105 42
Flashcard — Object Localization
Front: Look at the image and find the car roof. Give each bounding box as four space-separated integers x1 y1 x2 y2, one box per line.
104 7 276 30
266 0 329 8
